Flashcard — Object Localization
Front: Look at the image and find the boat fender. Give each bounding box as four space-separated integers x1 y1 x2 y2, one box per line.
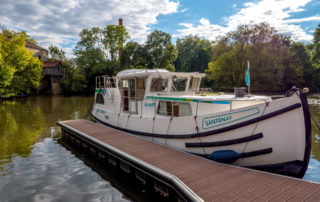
208 150 240 163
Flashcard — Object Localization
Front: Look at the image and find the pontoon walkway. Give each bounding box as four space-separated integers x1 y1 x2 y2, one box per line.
57 119 320 201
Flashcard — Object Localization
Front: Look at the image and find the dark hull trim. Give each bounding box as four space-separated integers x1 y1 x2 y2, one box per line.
193 147 272 161
91 103 301 139
248 160 305 178
240 147 272 158
185 133 263 147
297 92 312 178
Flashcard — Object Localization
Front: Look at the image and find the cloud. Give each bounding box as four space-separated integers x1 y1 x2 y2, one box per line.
181 8 188 13
0 0 179 57
175 0 316 42
283 15 320 23
199 18 210 26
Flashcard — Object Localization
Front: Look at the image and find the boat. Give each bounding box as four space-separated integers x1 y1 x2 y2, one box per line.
91 69 311 178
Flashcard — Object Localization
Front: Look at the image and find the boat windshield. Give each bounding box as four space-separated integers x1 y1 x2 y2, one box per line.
171 76 187 92
189 77 200 92
150 78 168 92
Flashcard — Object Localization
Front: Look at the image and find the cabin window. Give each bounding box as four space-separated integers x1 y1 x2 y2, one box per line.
137 78 146 99
129 79 136 98
189 77 200 92
171 76 187 92
150 78 168 92
157 101 192 117
95 93 104 104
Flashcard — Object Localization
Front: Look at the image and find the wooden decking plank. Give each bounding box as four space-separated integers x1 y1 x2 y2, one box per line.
184 165 245 193
251 178 301 201
230 174 290 201
59 120 320 201
269 181 313 202
216 173 275 201
182 167 246 195
204 170 269 200
287 183 320 201
194 169 253 196
305 189 320 202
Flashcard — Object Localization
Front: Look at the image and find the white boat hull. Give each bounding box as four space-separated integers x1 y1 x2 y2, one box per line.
92 88 311 178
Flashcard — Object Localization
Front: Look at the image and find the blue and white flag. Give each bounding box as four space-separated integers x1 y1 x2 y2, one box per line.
245 61 250 87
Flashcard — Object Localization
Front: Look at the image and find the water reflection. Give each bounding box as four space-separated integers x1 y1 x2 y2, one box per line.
0 99 44 167
309 105 320 162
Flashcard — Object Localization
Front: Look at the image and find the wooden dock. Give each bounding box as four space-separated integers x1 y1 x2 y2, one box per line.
57 119 320 201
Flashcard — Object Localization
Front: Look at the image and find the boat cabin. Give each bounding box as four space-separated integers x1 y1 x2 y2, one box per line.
95 69 205 117
95 69 270 119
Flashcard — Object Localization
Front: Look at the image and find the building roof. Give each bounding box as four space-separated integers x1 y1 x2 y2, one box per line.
43 60 61 68
25 41 48 51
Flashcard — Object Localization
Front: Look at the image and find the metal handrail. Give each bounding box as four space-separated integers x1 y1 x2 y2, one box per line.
95 76 116 89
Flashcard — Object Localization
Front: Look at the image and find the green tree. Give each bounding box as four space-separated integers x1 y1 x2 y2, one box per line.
48 45 66 60
74 25 129 92
145 30 177 71
311 24 320 69
120 41 147 69
74 27 108 91
207 23 309 92
60 60 87 94
0 29 42 97
207 45 248 90
175 35 212 73
102 25 129 61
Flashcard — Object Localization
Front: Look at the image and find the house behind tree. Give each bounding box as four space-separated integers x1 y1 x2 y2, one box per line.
25 41 63 95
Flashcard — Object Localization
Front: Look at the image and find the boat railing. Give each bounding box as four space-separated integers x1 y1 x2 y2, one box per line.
96 76 105 89
95 76 116 89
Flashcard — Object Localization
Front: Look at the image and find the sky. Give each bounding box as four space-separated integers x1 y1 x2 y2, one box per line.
1 0 320 57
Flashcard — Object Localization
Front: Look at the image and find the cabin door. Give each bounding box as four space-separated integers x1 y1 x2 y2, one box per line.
120 78 137 114
128 79 137 114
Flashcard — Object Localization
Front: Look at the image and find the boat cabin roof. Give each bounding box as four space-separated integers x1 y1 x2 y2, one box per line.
152 94 272 102
116 69 205 79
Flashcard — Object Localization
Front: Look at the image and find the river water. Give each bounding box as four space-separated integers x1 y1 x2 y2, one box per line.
0 95 320 201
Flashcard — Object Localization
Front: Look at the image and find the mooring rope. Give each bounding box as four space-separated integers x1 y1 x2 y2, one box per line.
241 101 269 154
312 116 320 131
194 101 206 155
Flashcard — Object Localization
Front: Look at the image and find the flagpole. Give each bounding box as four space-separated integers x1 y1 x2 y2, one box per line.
247 61 250 95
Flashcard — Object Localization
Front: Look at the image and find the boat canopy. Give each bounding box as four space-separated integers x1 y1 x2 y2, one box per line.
116 69 205 79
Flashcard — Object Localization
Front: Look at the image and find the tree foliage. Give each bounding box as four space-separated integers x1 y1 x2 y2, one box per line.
311 24 320 69
0 29 42 97
120 30 177 71
144 30 177 71
206 23 315 92
102 25 129 61
120 41 147 69
60 60 87 95
175 35 212 73
48 45 66 60
74 25 129 92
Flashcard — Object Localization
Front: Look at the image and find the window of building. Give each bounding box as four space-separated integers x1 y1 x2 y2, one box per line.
189 77 200 92
171 76 187 92
157 101 192 117
150 78 168 92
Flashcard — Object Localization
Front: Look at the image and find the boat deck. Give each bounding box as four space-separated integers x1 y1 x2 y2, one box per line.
57 119 320 201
